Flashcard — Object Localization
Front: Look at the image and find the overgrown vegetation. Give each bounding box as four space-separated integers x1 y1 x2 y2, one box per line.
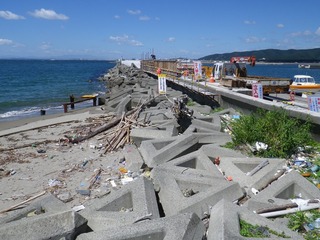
186 99 195 106
228 109 317 158
239 219 289 238
286 210 320 240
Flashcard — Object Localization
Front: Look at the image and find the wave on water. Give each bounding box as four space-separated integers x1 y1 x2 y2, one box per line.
0 105 62 121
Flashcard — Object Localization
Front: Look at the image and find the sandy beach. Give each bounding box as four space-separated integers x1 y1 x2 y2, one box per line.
0 105 134 213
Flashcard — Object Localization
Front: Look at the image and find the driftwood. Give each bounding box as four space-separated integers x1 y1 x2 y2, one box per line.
0 191 46 214
68 97 154 144
104 102 143 153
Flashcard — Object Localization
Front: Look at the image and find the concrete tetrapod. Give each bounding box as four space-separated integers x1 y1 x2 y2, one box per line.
207 199 304 239
76 212 205 240
151 168 244 218
139 134 200 168
79 176 160 231
244 170 320 212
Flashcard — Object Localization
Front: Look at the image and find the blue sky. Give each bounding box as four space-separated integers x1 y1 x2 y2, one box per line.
1 0 320 60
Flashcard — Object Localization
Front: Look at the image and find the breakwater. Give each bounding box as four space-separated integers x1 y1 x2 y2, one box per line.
0 63 319 239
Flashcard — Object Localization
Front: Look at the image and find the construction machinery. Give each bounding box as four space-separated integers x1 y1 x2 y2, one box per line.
212 56 291 94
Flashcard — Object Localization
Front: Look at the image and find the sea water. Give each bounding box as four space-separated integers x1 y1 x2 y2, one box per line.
0 60 116 122
1 60 320 123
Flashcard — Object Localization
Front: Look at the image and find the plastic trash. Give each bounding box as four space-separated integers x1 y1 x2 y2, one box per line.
311 165 319 172
315 218 320 228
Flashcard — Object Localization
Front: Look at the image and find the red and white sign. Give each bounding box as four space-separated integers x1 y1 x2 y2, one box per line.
252 83 263 98
193 61 202 80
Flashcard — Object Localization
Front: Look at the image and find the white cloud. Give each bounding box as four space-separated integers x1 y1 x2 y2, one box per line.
109 34 143 46
315 27 320 36
114 15 120 19
0 38 13 45
277 23 284 28
127 9 141 15
167 37 175 42
139 16 150 21
0 11 25 20
245 36 266 43
40 42 51 50
244 20 256 25
290 30 312 37
30 8 69 20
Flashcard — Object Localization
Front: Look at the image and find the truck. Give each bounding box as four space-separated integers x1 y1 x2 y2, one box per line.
212 56 291 94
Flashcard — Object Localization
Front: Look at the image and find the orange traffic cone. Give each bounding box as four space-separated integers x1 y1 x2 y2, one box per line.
209 75 215 83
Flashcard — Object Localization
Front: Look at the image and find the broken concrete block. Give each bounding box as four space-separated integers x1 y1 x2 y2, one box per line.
207 199 304 239
79 177 160 231
0 210 87 240
77 212 205 240
151 169 244 218
139 134 200 168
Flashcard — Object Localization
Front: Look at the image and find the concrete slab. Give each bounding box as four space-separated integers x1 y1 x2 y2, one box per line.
152 169 244 218
244 170 320 212
207 199 304 240
217 157 286 196
79 177 160 231
139 134 200 168
123 144 145 172
0 210 87 240
77 212 205 240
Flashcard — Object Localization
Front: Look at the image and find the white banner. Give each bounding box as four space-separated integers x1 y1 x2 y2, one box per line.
308 96 320 112
193 61 202 80
252 83 263 98
158 74 167 94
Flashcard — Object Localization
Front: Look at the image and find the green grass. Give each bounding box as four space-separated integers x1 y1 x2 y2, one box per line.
229 108 318 158
239 219 290 238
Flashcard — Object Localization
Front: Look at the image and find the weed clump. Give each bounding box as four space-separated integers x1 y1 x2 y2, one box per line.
229 109 317 158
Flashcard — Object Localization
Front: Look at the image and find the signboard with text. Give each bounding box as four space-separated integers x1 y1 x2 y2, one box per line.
158 74 167 94
252 83 263 99
308 96 320 112
193 61 202 80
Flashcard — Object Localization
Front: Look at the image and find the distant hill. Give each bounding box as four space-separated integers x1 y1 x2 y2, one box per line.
199 48 320 63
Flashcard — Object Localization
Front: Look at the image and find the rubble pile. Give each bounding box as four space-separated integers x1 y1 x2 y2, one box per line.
0 63 319 239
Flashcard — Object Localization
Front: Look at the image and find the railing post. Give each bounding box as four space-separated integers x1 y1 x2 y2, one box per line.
63 104 68 113
70 95 75 109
